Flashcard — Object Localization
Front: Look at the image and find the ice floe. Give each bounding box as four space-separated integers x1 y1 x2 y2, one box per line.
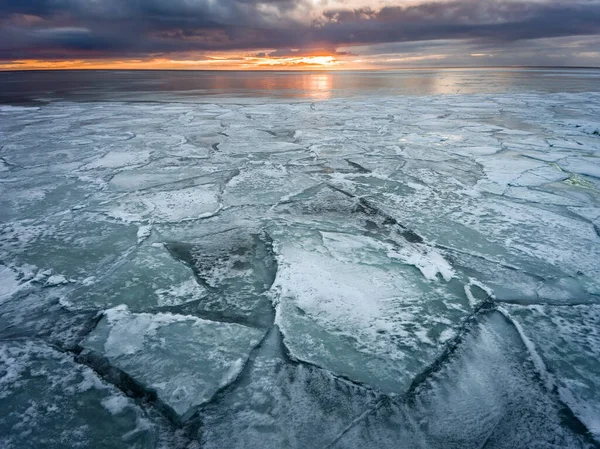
82 305 265 420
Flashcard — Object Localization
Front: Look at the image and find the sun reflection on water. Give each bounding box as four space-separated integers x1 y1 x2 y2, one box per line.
303 73 333 100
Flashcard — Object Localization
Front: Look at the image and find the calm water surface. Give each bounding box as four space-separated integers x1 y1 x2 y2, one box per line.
1 68 600 103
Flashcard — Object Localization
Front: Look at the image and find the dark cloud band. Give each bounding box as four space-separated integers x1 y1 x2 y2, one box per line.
1 0 600 60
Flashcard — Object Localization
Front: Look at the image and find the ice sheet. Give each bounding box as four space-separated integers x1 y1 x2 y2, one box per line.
1 91 600 447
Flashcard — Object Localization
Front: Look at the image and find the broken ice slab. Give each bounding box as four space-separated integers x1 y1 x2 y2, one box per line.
558 157 600 180
503 303 600 441
502 185 586 207
71 243 206 311
361 182 600 300
331 311 595 449
105 183 222 223
160 229 277 327
327 171 418 202
445 248 598 306
2 213 138 280
502 164 569 188
272 226 474 394
165 229 277 296
273 183 360 225
221 163 317 207
108 225 276 327
168 291 275 329
81 149 151 171
0 173 100 222
0 130 102 172
199 326 379 449
81 306 265 420
474 150 549 189
458 198 600 278
107 166 215 193
0 341 155 449
271 182 424 246
217 137 304 156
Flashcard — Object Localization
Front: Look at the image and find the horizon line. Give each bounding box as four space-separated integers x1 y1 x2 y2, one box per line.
2 65 600 73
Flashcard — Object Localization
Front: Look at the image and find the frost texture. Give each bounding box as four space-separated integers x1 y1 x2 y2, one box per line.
1 91 599 447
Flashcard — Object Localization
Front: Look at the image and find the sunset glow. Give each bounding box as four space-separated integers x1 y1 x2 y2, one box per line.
2 1 600 71
0 53 362 71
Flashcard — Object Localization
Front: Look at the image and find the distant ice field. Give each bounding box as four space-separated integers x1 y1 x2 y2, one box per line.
1 71 600 448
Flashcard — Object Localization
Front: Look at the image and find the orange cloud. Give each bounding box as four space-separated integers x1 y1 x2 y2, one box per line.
0 51 370 71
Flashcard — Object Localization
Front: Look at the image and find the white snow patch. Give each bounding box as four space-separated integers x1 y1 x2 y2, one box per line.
136 225 152 244
0 265 25 304
83 151 150 170
101 395 130 415
388 246 454 282
103 305 193 358
0 105 40 113
155 278 206 307
44 274 69 287
498 306 554 391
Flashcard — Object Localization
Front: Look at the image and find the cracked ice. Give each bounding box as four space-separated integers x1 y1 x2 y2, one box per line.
1 90 600 448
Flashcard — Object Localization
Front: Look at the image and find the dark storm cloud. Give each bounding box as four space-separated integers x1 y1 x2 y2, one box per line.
316 1 600 44
1 0 600 60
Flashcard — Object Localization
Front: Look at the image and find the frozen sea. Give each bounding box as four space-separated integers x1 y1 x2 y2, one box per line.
1 68 600 448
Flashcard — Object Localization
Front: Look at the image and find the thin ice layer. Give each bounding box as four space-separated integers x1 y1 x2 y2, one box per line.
0 288 98 351
0 341 154 449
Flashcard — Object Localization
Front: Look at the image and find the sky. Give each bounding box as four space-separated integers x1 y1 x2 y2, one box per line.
1 0 600 70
